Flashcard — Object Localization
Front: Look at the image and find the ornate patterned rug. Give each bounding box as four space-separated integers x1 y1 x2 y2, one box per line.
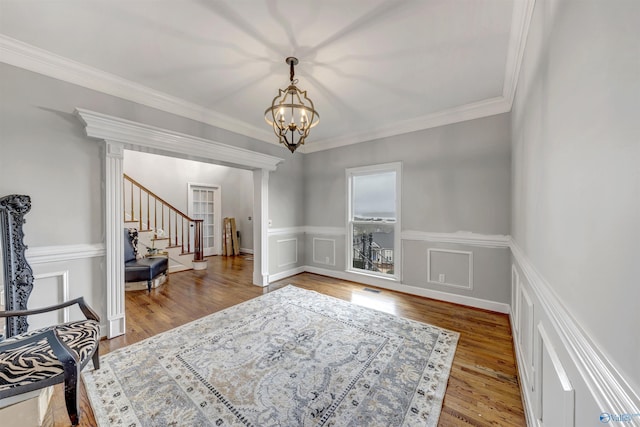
83 285 459 426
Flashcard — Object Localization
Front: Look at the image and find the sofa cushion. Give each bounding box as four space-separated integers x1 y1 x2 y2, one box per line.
125 257 168 283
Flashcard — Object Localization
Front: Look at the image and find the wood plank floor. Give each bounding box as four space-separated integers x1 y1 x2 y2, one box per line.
43 255 526 426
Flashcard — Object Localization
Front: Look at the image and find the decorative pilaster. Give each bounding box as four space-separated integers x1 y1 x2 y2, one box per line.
104 141 125 337
253 169 269 286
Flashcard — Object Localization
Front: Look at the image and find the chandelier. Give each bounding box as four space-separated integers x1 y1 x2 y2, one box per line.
264 57 319 153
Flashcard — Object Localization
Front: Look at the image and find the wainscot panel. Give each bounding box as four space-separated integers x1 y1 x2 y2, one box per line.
510 243 639 427
25 246 107 336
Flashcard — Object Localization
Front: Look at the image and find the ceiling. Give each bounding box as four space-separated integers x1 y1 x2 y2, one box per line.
0 0 534 153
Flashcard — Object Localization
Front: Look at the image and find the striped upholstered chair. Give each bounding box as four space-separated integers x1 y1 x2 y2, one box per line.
0 299 100 425
0 195 100 425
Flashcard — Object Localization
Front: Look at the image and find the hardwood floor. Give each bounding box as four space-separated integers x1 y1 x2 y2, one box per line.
43 255 526 426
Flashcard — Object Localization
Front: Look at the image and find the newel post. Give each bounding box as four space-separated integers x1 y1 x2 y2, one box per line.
193 220 204 262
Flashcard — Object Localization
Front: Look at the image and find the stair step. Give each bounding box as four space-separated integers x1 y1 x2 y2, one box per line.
152 237 170 241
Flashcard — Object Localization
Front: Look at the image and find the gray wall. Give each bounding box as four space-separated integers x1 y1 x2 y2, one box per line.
0 63 303 328
304 113 511 234
510 0 640 420
123 151 254 251
303 114 512 304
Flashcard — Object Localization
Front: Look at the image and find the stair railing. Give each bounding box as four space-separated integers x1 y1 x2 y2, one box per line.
123 174 203 262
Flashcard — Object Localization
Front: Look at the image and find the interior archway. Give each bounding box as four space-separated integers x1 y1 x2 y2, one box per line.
76 108 283 338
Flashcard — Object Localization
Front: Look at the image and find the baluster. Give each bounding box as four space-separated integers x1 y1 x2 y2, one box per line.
187 219 191 253
138 186 142 231
147 192 150 231
130 180 134 222
167 207 171 244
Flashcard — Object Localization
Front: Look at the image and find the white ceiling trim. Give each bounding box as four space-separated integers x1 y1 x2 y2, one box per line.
300 96 511 153
75 108 283 171
1 1 535 154
502 0 536 108
0 34 275 144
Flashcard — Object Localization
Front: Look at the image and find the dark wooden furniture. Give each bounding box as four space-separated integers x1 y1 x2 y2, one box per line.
0 194 100 426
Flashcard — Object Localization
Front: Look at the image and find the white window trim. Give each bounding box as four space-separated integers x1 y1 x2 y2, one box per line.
345 162 402 281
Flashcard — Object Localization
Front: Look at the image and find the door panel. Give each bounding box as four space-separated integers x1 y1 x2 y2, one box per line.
188 184 221 256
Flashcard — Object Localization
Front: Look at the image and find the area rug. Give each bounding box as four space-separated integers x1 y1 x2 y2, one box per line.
83 285 459 426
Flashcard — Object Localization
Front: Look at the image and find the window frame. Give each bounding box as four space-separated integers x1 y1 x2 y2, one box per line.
345 162 402 281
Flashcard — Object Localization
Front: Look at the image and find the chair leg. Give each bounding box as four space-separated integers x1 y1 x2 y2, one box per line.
147 279 152 292
92 345 100 370
63 359 81 425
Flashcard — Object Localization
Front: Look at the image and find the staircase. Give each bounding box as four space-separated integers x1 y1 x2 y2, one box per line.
123 174 204 273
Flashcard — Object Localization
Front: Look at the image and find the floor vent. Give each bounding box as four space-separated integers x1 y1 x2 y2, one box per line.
363 287 381 293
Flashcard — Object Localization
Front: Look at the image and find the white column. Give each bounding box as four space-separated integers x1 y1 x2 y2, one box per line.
253 168 269 286
104 141 126 337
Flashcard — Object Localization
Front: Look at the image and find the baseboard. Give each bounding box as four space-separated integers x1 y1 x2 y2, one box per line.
168 264 191 273
511 241 640 424
240 248 254 254
302 266 510 313
268 266 306 283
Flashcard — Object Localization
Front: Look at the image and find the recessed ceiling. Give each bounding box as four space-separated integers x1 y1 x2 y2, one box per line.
0 0 533 153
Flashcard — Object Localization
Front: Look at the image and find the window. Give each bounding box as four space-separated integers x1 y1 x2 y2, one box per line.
347 162 401 280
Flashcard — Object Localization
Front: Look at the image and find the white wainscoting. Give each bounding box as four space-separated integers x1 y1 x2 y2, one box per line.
268 226 344 236
426 248 473 290
276 238 298 268
536 324 575 427
511 264 520 332
511 242 640 427
518 285 535 394
269 229 511 313
300 265 510 313
26 243 105 264
402 230 510 247
23 244 107 336
312 238 336 266
29 270 70 330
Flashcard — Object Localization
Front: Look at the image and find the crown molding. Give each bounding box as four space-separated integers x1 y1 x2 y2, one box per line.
1 0 534 154
502 0 536 108
75 108 283 171
300 97 511 154
0 34 274 144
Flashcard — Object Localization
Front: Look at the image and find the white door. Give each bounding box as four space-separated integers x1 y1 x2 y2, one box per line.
188 183 221 256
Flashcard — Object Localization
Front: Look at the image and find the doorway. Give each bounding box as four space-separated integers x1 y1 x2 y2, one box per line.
188 183 221 256
76 107 283 338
